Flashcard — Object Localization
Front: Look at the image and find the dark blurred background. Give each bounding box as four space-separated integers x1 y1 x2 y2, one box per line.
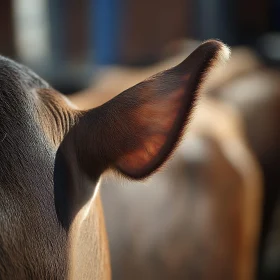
1 0 278 94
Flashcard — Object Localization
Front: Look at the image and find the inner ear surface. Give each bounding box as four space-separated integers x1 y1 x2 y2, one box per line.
111 41 229 178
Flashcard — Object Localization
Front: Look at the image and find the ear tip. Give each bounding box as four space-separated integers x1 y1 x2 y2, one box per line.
201 39 231 63
175 39 231 72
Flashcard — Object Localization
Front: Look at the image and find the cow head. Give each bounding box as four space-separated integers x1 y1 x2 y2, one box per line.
0 40 229 279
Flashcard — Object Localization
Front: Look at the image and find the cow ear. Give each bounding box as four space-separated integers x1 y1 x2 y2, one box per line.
74 40 230 179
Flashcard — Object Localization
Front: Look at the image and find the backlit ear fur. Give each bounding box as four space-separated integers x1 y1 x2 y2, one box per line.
75 40 230 179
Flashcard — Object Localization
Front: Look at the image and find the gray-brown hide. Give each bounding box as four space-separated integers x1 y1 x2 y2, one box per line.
0 41 228 279
70 44 263 280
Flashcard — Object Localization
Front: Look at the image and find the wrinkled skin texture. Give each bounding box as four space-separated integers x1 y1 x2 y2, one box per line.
0 57 69 279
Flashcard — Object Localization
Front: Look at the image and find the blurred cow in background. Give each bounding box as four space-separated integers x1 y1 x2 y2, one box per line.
210 68 280 280
70 41 264 280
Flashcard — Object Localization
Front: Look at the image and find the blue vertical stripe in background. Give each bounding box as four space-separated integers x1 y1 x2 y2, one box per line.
90 0 123 65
